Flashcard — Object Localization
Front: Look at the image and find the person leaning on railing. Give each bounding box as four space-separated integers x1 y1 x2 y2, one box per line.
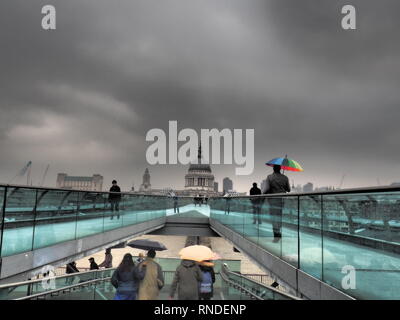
262 165 291 242
109 180 122 220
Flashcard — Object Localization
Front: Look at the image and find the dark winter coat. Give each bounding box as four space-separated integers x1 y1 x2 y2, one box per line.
170 260 202 300
111 266 145 294
249 186 262 204
263 173 290 194
109 185 122 201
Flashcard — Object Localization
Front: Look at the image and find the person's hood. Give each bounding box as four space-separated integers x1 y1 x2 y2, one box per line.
181 259 196 268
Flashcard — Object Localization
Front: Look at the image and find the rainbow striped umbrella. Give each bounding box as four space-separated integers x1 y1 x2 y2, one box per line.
266 156 303 172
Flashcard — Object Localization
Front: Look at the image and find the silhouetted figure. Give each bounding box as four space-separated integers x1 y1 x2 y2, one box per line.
250 182 262 224
89 257 99 270
263 165 290 241
109 180 121 219
173 195 180 213
224 195 231 215
99 248 113 268
65 261 79 285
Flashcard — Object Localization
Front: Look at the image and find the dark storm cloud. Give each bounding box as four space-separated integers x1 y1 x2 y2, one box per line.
0 0 399 191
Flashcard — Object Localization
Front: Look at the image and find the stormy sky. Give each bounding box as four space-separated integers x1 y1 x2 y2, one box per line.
0 0 399 192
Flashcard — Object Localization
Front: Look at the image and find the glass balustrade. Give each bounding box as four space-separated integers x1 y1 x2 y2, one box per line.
209 189 400 300
0 185 167 257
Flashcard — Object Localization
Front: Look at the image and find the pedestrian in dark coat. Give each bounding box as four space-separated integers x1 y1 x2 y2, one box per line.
109 180 122 219
111 253 145 300
250 182 262 224
263 165 290 241
170 260 202 300
89 257 99 270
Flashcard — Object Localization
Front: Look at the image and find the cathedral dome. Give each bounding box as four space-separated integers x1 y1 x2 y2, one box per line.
188 163 212 173
184 144 215 193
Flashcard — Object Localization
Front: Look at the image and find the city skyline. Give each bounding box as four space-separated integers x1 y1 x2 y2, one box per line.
1 0 400 193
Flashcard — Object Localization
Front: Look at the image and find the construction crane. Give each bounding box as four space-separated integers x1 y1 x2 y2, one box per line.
338 174 346 189
8 161 32 184
40 164 50 187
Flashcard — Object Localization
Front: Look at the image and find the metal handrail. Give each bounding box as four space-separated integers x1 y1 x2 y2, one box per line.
212 185 400 198
0 268 115 290
16 270 177 300
2 183 400 198
15 276 112 300
219 267 263 300
220 264 301 300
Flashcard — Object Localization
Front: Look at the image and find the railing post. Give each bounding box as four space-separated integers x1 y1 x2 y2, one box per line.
321 194 324 282
74 192 79 241
297 195 300 270
0 186 8 270
31 189 38 251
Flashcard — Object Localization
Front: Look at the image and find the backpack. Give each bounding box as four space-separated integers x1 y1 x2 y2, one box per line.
200 271 213 293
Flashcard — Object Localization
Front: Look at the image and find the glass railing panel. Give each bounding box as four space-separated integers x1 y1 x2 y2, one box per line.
299 195 322 279
121 194 138 227
281 196 299 267
93 280 115 300
0 284 29 300
258 196 287 259
225 198 244 237
76 192 106 238
242 197 259 246
1 187 36 256
103 194 124 232
136 196 152 223
322 192 400 300
33 190 79 250
0 186 5 251
209 198 225 225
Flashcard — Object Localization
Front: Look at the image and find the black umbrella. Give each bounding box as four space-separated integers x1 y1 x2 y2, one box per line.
127 239 167 251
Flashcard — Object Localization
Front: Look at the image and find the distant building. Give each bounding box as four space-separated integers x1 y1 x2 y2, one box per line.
139 168 152 192
292 184 303 193
56 173 103 191
391 182 400 187
223 177 233 194
315 186 335 192
184 144 217 197
214 182 219 192
303 182 314 193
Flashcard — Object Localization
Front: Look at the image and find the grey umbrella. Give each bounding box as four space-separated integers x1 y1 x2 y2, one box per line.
127 239 167 251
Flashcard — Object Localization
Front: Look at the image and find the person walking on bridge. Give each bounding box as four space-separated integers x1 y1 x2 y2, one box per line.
137 249 164 300
98 248 113 269
173 195 180 214
111 253 144 300
170 259 202 300
250 182 262 224
263 165 290 241
109 180 121 220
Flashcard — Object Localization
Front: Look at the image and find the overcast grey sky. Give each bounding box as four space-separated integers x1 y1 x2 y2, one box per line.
0 0 399 192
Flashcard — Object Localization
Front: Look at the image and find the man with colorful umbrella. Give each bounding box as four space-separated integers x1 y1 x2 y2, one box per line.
264 156 303 242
